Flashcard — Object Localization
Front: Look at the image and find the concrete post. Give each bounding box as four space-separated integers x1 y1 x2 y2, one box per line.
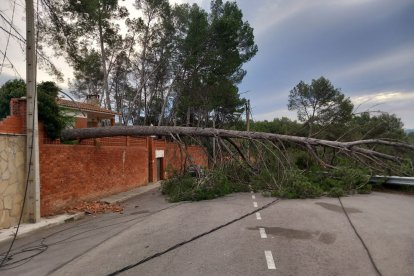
24 0 41 223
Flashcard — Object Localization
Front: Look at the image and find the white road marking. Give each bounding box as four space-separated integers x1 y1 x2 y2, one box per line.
259 227 267 238
253 201 258 208
252 195 256 199
250 190 254 194
265 250 276 269
256 212 262 220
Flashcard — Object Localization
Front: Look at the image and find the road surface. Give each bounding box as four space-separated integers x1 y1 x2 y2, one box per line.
0 190 413 275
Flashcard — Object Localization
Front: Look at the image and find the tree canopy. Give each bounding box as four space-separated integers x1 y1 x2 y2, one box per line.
40 0 257 127
288 77 353 137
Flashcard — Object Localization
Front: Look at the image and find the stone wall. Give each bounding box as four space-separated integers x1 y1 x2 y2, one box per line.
0 134 26 229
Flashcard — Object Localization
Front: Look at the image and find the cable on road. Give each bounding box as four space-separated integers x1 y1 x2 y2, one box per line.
338 197 383 276
0 202 185 271
107 198 280 276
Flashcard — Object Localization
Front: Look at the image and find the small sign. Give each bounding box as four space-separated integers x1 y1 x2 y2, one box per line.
155 150 164 158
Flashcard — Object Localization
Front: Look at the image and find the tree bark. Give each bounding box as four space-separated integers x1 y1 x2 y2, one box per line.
98 10 110 110
61 125 413 164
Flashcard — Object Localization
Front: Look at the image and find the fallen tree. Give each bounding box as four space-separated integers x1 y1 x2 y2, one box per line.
61 125 414 199
61 125 413 164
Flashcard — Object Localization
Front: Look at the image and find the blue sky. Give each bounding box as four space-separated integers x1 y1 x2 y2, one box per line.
1 0 413 127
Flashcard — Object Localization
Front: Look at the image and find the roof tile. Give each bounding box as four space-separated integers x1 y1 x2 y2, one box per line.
57 99 120 115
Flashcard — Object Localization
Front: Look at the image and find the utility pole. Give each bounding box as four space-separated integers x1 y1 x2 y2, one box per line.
246 100 250 159
212 110 216 164
25 0 41 223
246 99 250 131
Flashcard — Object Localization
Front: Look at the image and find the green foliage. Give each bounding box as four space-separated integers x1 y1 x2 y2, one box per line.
161 174 197 202
41 0 257 127
0 79 72 139
171 0 257 127
348 112 406 141
0 79 26 118
407 132 414 145
162 155 373 202
70 48 104 97
250 117 306 136
161 162 251 202
292 150 315 170
273 169 323 199
288 76 353 137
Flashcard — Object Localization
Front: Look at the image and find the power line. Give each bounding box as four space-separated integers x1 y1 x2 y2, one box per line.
0 12 25 41
0 25 25 43
0 0 16 75
0 48 23 78
0 13 60 80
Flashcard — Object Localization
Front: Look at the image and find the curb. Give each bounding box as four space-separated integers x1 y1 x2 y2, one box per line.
101 182 161 204
0 182 161 245
0 212 85 245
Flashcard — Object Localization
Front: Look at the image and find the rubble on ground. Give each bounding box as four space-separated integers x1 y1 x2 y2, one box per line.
65 201 124 214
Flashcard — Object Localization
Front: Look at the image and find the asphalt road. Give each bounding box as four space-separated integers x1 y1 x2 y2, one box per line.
0 189 413 276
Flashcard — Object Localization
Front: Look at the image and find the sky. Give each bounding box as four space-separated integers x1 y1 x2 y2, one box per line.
0 0 413 128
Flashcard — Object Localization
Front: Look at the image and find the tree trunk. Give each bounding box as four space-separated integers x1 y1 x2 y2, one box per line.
98 11 110 110
158 84 173 126
186 107 191 126
61 125 413 164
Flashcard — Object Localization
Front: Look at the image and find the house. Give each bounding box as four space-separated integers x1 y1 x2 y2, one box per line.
57 94 120 128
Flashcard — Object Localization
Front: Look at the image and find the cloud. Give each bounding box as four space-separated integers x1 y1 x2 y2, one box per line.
332 43 414 83
351 91 414 128
352 91 414 107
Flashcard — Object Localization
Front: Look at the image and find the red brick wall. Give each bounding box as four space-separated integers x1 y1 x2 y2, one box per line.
187 146 209 168
39 136 208 216
0 98 26 134
2 98 209 216
159 141 209 178
40 143 149 216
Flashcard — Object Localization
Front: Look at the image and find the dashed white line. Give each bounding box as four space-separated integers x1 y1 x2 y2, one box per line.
252 195 256 199
265 250 276 269
253 201 258 208
250 190 254 194
256 212 262 220
259 227 267 239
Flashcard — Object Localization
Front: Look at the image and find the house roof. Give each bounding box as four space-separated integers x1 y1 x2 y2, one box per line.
57 98 121 116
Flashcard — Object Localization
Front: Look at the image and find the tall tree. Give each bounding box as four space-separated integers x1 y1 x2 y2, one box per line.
288 77 353 137
41 0 128 109
123 0 172 125
173 0 257 127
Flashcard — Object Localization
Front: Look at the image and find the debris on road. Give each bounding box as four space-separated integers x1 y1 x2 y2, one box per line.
65 201 124 215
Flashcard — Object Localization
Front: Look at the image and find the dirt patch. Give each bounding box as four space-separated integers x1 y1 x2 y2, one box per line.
315 202 362 213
